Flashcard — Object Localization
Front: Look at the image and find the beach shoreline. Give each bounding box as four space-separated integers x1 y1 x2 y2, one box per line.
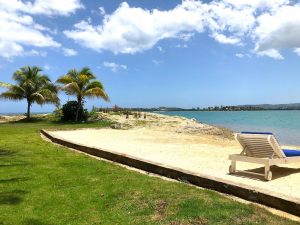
41 112 300 204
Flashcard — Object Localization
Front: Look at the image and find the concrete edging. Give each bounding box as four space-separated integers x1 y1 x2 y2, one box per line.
40 129 300 217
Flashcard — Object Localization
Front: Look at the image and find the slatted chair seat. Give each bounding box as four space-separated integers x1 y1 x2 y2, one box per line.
229 132 300 181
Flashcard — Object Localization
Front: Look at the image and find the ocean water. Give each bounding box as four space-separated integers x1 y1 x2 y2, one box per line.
158 111 300 146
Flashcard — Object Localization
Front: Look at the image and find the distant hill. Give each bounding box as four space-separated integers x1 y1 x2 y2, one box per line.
238 103 300 110
202 103 300 111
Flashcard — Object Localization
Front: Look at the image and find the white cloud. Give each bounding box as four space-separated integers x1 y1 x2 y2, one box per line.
0 11 60 59
152 59 163 65
223 0 288 10
63 0 300 60
43 64 52 71
235 53 244 58
256 49 284 60
0 0 83 16
103 62 127 72
64 1 206 54
0 42 24 58
99 7 106 16
178 33 195 42
24 49 47 57
254 5 300 52
0 11 60 47
157 46 164 52
175 44 188 48
0 41 49 59
294 48 300 56
211 33 241 45
0 0 83 59
207 1 256 36
63 48 78 56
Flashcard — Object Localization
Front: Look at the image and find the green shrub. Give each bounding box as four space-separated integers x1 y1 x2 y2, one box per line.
61 101 88 122
88 109 99 121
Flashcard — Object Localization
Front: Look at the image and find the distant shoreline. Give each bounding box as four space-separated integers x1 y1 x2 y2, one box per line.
2 109 300 116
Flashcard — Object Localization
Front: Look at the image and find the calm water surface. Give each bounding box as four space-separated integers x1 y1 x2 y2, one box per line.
158 111 300 146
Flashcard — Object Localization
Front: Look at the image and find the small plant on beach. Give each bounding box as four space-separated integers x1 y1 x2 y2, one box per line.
88 106 99 121
0 66 59 120
56 67 109 122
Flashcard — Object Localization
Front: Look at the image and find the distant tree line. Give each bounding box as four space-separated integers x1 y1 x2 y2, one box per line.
200 104 300 111
201 105 265 111
92 104 300 113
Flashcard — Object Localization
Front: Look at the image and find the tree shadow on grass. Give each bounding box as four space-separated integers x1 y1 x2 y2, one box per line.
23 219 53 225
0 149 28 168
0 190 28 205
10 117 47 123
0 163 28 168
0 177 29 184
0 149 16 157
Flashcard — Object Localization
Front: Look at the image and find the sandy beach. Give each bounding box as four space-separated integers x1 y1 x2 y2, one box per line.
48 112 300 202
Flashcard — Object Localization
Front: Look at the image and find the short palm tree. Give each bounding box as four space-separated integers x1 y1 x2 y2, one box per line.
56 67 109 121
0 66 59 120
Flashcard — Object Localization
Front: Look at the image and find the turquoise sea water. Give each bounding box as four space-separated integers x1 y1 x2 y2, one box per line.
158 111 300 146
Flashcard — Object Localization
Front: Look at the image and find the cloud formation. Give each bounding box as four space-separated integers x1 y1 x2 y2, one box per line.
254 4 300 52
103 62 127 72
1 0 299 60
64 0 300 59
0 0 83 16
64 1 205 54
63 48 78 56
0 0 82 59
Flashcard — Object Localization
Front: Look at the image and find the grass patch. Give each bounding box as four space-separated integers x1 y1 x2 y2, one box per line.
0 120 298 225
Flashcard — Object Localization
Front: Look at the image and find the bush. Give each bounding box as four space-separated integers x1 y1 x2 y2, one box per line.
88 108 99 121
61 101 88 122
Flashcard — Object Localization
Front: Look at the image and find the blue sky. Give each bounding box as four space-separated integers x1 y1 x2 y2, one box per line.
0 0 300 113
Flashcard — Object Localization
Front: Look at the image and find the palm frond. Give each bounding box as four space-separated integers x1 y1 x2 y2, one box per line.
30 92 45 104
61 82 81 95
36 89 60 105
66 69 79 80
0 82 12 88
84 81 104 91
0 92 23 101
84 87 109 101
80 67 95 79
38 75 51 84
43 83 58 93
44 94 60 105
9 85 25 96
56 75 74 84
13 69 27 83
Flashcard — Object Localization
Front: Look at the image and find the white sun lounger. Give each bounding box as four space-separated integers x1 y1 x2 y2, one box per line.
229 132 300 181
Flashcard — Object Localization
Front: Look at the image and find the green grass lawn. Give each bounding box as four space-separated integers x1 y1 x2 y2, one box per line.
0 120 298 225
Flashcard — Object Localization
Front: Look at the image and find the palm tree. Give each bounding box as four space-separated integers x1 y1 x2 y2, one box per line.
0 66 59 120
56 67 109 121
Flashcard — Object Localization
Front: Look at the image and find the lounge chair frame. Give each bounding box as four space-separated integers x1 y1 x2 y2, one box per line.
229 133 300 181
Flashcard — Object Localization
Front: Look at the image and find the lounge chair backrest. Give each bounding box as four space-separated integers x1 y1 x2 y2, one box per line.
235 133 286 159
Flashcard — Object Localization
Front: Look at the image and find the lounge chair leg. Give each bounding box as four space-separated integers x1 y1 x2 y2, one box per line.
264 164 272 181
229 161 236 174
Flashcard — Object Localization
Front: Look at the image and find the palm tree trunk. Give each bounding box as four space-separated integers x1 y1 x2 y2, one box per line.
75 103 79 122
27 100 31 120
76 97 82 122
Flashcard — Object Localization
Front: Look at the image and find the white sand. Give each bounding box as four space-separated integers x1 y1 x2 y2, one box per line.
48 127 300 202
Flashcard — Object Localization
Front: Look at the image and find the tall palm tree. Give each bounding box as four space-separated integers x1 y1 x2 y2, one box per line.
0 66 59 120
56 67 109 121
